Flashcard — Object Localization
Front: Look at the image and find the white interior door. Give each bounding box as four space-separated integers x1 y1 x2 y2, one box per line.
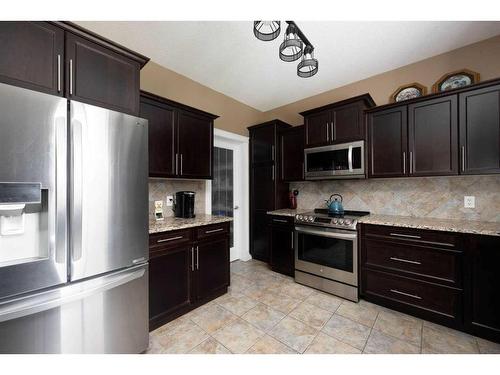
207 129 250 262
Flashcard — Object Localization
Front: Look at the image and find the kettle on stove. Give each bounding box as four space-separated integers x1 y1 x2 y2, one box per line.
326 194 344 215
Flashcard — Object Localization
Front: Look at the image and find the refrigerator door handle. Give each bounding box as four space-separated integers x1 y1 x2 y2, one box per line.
55 115 68 265
71 116 84 262
0 265 146 323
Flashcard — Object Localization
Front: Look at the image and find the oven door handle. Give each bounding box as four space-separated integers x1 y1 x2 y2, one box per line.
295 226 357 240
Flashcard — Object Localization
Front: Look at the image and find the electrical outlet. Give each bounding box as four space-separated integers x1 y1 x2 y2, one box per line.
464 196 475 209
166 195 174 207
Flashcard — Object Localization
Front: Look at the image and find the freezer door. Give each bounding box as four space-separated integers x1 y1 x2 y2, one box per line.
70 101 148 281
0 83 68 300
0 264 148 353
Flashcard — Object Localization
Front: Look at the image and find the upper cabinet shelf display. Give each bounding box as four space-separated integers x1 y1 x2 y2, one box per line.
0 21 149 115
300 94 376 147
140 91 218 180
366 79 500 178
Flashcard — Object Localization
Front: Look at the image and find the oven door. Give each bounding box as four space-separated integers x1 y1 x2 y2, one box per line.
295 225 358 286
304 140 365 180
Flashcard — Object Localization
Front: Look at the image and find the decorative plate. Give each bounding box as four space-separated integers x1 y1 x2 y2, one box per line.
390 83 427 103
432 69 480 93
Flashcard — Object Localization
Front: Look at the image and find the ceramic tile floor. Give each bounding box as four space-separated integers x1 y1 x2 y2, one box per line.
147 259 500 354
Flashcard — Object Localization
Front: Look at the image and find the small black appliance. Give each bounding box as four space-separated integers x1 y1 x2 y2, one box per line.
173 191 195 218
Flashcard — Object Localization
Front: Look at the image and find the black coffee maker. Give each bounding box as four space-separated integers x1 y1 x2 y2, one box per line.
173 191 196 218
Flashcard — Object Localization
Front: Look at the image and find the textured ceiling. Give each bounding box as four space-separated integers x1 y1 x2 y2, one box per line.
77 21 500 111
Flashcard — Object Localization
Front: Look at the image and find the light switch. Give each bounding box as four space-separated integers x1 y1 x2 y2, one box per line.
464 196 475 208
166 195 174 207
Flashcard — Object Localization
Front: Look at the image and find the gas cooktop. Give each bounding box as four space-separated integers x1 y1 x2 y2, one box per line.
295 209 370 230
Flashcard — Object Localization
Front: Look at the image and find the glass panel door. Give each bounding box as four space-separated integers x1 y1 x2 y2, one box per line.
212 147 234 247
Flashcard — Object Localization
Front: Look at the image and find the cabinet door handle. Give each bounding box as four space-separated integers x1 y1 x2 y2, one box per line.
191 247 195 271
461 146 466 172
273 219 288 223
180 154 183 175
402 152 406 174
57 54 61 93
389 233 421 239
409 151 413 174
271 145 275 161
272 165 275 181
196 246 199 270
389 257 421 265
157 236 183 243
291 232 294 249
302 162 305 180
69 59 73 95
175 153 179 175
390 289 422 300
326 122 329 142
205 228 224 234
331 122 335 141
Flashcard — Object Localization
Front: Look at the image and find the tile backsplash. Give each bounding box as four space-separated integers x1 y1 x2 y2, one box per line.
291 175 500 222
149 179 206 220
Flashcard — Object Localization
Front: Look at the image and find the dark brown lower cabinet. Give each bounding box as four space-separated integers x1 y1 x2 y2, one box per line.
464 234 500 342
361 224 500 343
268 215 295 276
149 246 192 324
195 236 230 301
360 224 463 329
148 222 230 331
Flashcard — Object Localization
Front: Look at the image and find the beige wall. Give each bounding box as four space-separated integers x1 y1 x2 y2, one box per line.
262 35 500 125
140 35 500 135
140 62 264 136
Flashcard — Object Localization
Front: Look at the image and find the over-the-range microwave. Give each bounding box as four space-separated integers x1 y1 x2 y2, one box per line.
304 140 365 180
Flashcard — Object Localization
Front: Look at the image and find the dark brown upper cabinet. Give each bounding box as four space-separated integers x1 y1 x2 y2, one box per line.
367 78 500 179
176 109 213 179
140 91 218 180
368 105 408 178
140 96 176 177
304 109 330 147
280 125 305 182
0 21 149 115
66 33 141 115
408 95 458 176
459 84 500 175
301 94 375 148
0 22 64 96
250 123 278 164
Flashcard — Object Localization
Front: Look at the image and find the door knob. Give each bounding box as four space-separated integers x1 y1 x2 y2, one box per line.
234 206 239 210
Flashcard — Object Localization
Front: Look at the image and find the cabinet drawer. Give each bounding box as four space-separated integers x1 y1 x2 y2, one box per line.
196 223 229 240
364 238 461 286
363 224 461 249
268 215 294 226
149 229 192 251
363 269 461 319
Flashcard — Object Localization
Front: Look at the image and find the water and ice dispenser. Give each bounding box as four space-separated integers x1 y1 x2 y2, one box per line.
0 183 48 265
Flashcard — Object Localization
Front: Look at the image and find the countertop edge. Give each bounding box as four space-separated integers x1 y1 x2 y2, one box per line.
149 216 233 234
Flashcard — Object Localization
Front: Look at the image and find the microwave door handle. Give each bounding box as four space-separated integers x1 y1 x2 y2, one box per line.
348 145 353 172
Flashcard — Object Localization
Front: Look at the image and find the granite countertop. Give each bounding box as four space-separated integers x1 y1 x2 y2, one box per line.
358 214 500 237
149 214 233 234
267 209 307 217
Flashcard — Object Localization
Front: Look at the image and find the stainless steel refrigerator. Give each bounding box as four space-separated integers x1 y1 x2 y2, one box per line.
0 83 149 353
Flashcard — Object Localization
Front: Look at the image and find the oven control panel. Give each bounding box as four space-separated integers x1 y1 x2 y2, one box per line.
295 214 356 230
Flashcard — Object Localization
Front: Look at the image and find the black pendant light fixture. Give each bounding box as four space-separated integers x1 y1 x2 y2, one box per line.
253 21 318 78
253 21 281 41
297 45 318 78
279 23 303 62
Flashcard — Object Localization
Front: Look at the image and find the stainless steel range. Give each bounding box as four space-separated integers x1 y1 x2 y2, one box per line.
294 209 369 302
